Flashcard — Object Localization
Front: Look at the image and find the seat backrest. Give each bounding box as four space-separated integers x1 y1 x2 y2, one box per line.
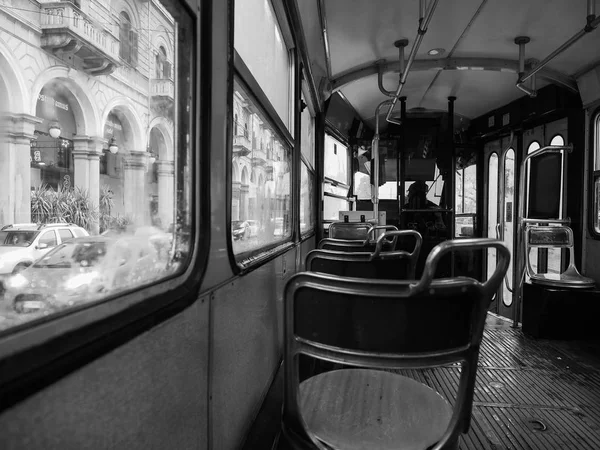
284 239 510 449
309 230 422 280
318 225 400 252
328 221 372 240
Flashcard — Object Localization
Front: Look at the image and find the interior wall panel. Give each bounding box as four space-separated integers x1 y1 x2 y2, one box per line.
209 250 296 449
0 298 210 450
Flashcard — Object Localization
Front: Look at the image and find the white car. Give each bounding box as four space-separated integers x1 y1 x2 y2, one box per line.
3 235 165 315
0 223 89 276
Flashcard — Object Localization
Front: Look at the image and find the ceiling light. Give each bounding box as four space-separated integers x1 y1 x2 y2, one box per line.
427 48 445 56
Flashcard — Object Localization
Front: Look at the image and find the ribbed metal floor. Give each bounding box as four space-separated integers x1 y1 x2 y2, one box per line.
399 314 600 449
279 313 600 449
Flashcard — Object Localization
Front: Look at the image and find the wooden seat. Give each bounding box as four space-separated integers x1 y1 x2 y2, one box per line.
525 225 595 289
319 225 399 252
283 238 510 450
299 369 452 450
309 230 422 280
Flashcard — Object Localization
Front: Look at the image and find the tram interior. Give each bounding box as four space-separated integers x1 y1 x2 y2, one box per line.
268 0 600 448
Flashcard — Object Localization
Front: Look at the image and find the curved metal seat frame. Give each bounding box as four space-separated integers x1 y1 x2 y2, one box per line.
284 239 510 450
524 225 595 289
319 225 399 251
310 230 422 279
514 144 596 324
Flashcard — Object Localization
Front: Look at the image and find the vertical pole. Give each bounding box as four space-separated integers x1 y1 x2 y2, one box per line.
398 96 407 226
448 96 456 276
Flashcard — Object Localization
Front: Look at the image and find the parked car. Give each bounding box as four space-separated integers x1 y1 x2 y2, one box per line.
0 223 89 278
3 235 165 315
232 220 250 240
245 220 261 237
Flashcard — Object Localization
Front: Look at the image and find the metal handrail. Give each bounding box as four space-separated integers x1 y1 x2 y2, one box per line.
385 0 441 125
516 4 599 97
513 144 572 326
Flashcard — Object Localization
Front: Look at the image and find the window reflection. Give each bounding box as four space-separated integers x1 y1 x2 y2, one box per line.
231 78 292 254
300 162 314 234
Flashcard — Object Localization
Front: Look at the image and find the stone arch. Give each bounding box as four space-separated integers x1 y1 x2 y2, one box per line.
30 66 99 136
0 38 29 113
153 34 173 61
148 116 173 160
232 161 240 182
241 166 249 185
100 97 145 151
111 0 141 29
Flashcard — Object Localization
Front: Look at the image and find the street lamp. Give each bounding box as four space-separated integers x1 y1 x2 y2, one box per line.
108 137 118 154
48 121 61 139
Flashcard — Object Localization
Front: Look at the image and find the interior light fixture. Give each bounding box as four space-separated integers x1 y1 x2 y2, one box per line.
48 121 61 139
108 137 118 154
427 48 445 56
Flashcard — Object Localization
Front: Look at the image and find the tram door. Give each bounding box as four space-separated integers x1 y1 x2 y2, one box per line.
484 136 516 318
523 118 568 279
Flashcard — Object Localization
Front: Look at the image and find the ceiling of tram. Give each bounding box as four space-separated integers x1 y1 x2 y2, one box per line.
297 0 600 128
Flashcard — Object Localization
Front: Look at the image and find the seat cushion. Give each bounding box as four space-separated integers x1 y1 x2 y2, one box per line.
299 369 452 450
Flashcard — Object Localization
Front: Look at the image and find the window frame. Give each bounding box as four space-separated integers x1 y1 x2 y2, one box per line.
589 107 600 238
0 0 206 414
227 0 298 272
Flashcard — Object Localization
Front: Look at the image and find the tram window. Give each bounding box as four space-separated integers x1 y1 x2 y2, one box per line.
324 134 349 185
353 172 396 200
234 0 293 133
593 113 600 234
231 78 292 254
300 89 315 168
300 162 314 234
527 141 540 154
0 0 194 334
550 135 564 146
455 164 477 237
324 197 351 221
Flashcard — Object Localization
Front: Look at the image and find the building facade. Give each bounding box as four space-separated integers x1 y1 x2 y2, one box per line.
0 0 176 232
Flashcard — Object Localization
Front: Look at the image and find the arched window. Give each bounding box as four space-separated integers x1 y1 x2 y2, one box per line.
155 46 171 79
119 12 138 67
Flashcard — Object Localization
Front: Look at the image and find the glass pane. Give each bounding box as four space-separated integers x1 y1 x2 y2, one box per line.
487 154 498 282
0 0 192 332
234 0 291 131
595 178 600 233
324 183 348 197
548 134 565 273
324 134 348 184
301 92 315 168
323 196 350 221
231 77 292 254
503 149 515 306
527 141 540 154
300 162 314 234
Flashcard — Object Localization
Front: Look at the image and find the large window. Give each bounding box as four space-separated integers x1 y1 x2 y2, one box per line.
234 0 293 132
119 11 138 67
455 164 477 237
0 0 193 333
232 0 294 258
300 89 315 235
323 133 351 227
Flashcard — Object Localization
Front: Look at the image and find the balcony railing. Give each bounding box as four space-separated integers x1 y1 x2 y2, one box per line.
40 2 120 75
151 78 175 100
233 134 251 157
